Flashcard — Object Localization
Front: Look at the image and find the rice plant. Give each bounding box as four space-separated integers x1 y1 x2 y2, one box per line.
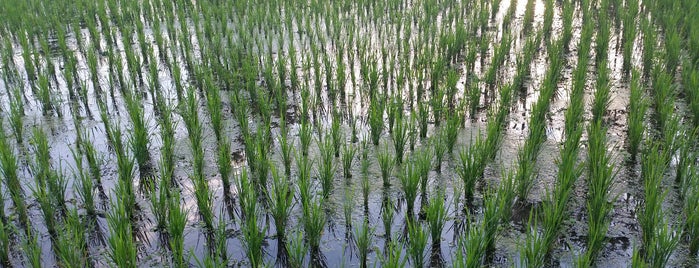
304 197 326 251
381 239 407 268
23 230 42 268
124 87 152 180
457 141 483 205
72 147 95 217
579 122 616 264
278 116 293 177
426 192 447 246
341 143 356 179
400 160 421 220
317 134 336 198
369 95 386 145
378 146 395 187
433 133 447 173
407 221 428 268
106 198 137 267
0 125 28 229
287 229 307 268
169 190 188 268
639 142 672 263
628 70 648 160
0 217 10 267
393 114 409 164
355 220 373 268
268 166 294 241
239 168 266 267
8 86 24 144
56 208 88 267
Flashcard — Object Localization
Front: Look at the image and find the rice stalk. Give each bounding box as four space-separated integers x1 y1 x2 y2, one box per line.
268 165 294 241
354 220 373 268
407 220 428 268
377 145 395 187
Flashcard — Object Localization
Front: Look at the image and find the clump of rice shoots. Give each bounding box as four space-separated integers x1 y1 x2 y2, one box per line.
627 70 648 160
355 220 373 268
168 190 188 267
0 125 29 229
239 168 266 267
268 166 294 241
407 221 428 268
341 143 356 179
377 146 395 187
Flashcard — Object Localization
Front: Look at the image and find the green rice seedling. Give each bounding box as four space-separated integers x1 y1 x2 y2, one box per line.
355 220 373 268
8 87 24 144
331 112 343 157
639 142 668 253
582 120 616 264
0 218 9 266
36 73 53 116
393 114 409 164
300 119 312 157
433 134 447 173
400 161 421 220
0 126 29 228
341 143 356 179
684 165 699 255
591 64 611 124
664 28 681 75
278 116 293 177
296 152 313 212
56 208 88 267
253 127 271 188
268 166 294 241
217 136 233 195
381 239 407 268
23 230 42 268
81 136 103 186
287 229 307 268
444 113 460 154
520 213 548 267
304 197 326 251
377 146 395 187
231 90 250 141
343 187 355 227
240 169 265 267
109 123 137 219
430 70 446 128
72 147 95 217
628 70 648 160
682 61 699 127
204 74 224 142
317 134 336 198
361 161 370 210
382 197 395 240
369 95 386 145
419 102 429 139
107 198 137 267
642 17 656 77
415 148 432 197
458 142 483 205
542 0 554 41
645 218 679 267
150 173 170 232
124 87 152 180
622 0 639 75
407 220 428 268
652 68 676 132
169 190 188 268
426 192 447 245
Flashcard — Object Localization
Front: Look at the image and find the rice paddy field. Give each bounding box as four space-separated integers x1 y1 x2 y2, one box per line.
0 0 698 267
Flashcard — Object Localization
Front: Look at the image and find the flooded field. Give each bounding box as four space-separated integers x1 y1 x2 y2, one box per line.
0 0 698 267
